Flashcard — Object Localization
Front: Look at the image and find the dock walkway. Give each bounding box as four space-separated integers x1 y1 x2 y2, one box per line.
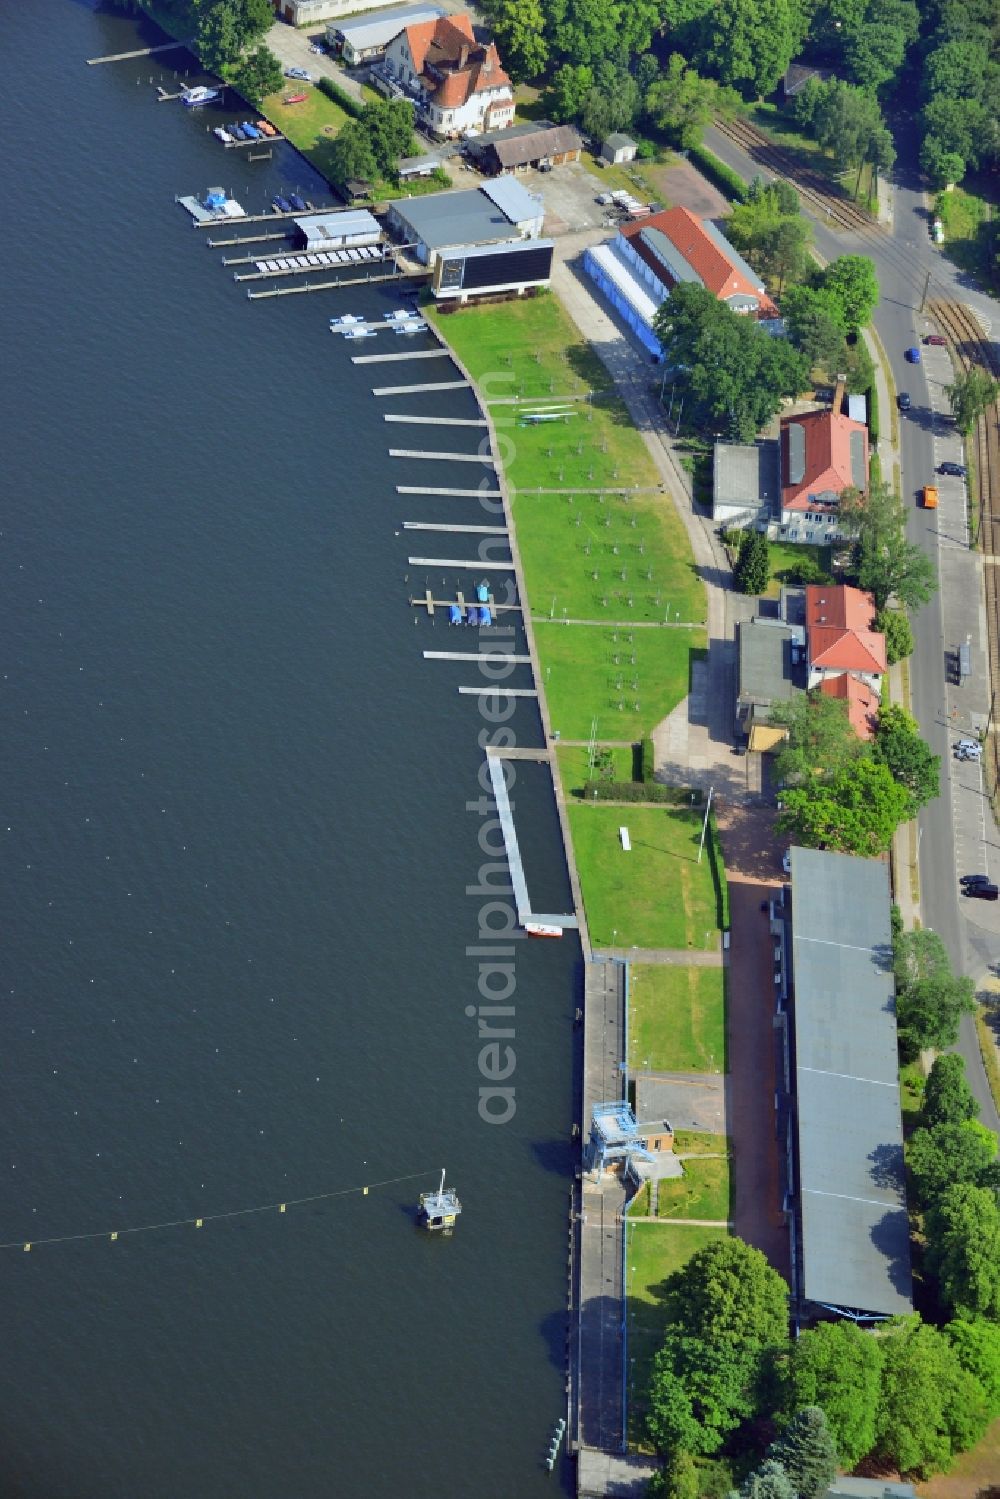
352 348 451 366
390 449 496 466
88 40 189 63
397 485 499 497
384 414 488 428
373 381 469 397
402 523 507 535
485 753 578 931
408 556 512 570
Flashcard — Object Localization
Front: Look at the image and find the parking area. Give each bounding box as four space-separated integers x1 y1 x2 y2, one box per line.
515 161 619 234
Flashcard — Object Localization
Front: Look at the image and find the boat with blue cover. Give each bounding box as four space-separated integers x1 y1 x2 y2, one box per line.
288 193 307 212
448 604 462 625
242 122 261 139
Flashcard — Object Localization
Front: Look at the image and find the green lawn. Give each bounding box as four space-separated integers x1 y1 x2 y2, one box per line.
537 623 705 742
430 294 613 401
628 963 727 1073
672 1129 730 1155
568 803 724 949
763 540 833 596
263 87 350 183
557 743 637 791
935 186 999 293
501 400 659 492
512 486 705 626
626 1219 729 1443
656 1154 731 1221
899 1060 926 1134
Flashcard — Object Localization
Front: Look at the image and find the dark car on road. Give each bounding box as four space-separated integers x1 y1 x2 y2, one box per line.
961 873 992 887
924 334 947 346
905 346 921 363
964 881 999 900
938 461 967 477
898 391 911 410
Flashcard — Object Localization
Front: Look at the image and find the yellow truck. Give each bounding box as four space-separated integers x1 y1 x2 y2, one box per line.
922 485 939 508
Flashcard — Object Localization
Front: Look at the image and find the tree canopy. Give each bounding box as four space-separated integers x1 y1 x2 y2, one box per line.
767 1407 838 1499
872 704 939 812
231 43 282 106
945 1318 1000 1417
769 691 866 786
784 1320 882 1468
644 54 739 148
945 369 1000 435
875 607 913 666
197 0 273 73
907 1120 1000 1211
488 0 549 81
728 1460 796 1499
794 79 895 177
874 1316 990 1477
775 757 912 856
892 928 976 1056
925 1182 1000 1319
920 1052 980 1130
734 530 770 595
692 0 806 99
840 478 936 611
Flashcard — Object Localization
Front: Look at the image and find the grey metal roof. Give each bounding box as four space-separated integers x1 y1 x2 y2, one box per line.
847 393 867 424
486 124 584 168
479 176 543 225
640 226 701 287
397 152 443 176
331 4 441 49
604 132 636 150
789 848 912 1317
850 429 867 489
389 188 517 249
713 440 780 514
293 210 379 241
786 422 806 485
700 218 763 290
738 619 796 705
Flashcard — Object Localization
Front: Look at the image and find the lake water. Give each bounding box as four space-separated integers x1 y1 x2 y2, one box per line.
0 6 578 1495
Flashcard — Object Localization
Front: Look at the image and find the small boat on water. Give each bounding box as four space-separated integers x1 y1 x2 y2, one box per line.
273 195 293 213
258 120 277 138
181 85 220 107
384 309 418 322
343 327 377 339
330 313 362 326
479 605 493 627
525 922 563 939
476 581 490 603
418 1170 461 1232
230 123 247 141
242 122 261 139
448 604 463 625
288 192 307 211
213 126 233 143
394 321 421 334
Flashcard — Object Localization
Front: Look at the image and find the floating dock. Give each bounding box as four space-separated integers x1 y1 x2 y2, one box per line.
351 348 451 366
224 133 285 149
402 523 507 534
408 557 513 570
410 592 522 616
373 381 469 396
424 651 531 663
397 485 501 497
484 751 578 930
88 40 190 63
248 271 414 299
237 246 387 281
390 450 497 466
177 194 246 224
458 686 538 697
384 415 487 427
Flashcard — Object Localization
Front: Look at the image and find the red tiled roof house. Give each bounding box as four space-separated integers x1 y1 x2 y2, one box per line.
618 206 779 317
382 14 514 139
817 672 880 740
806 584 886 700
780 381 869 543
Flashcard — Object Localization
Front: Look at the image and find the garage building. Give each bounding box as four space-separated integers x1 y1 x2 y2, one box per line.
386 178 543 267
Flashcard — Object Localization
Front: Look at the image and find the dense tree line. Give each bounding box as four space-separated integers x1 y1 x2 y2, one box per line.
918 0 1000 187
328 99 417 189
132 0 277 78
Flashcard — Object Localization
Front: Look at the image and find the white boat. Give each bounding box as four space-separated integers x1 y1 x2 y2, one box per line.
181 86 221 108
213 126 233 143
384 308 419 322
330 313 362 326
343 327 377 339
395 322 421 334
525 922 563 939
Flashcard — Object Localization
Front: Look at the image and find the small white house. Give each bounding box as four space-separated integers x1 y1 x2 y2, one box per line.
601 133 637 165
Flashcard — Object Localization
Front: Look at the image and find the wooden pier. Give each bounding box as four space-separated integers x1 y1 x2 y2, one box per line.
195 206 328 229
458 686 538 697
397 485 501 497
373 381 469 396
485 752 578 930
384 414 488 428
424 651 531 663
402 523 507 534
88 40 190 63
248 272 416 300
224 134 285 149
409 557 513 570
390 450 497 466
351 348 452 366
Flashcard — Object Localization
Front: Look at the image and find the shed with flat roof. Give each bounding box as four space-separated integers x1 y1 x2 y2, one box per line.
387 183 542 266
713 439 781 531
327 4 443 64
785 848 912 1321
292 209 381 251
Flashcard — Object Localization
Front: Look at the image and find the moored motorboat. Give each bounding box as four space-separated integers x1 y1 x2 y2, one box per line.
181 85 220 107
213 126 233 143
273 195 293 213
343 327 377 339
525 922 563 938
258 120 277 138
330 313 362 326
288 192 307 211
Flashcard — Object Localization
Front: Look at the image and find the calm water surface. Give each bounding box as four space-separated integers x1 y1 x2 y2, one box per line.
0 7 578 1495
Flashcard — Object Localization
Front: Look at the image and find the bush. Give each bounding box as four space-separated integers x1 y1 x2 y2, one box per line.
868 382 879 443
735 529 770 594
579 780 702 804
317 74 364 119
876 606 914 664
641 736 656 783
687 142 747 202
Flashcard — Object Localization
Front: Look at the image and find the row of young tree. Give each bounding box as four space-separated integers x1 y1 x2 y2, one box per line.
642 1235 1000 1494
132 0 283 104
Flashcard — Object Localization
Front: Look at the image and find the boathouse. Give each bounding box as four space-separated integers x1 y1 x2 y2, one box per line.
292 209 381 252
387 179 543 268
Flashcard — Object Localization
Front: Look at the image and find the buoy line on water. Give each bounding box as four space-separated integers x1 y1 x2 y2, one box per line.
5 1170 438 1254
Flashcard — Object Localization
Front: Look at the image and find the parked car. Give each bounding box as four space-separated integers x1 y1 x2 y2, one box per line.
905 346 921 363
898 391 911 410
956 737 983 760
285 66 311 80
924 333 947 346
938 461 967 477
782 850 792 875
965 882 999 900
961 873 992 887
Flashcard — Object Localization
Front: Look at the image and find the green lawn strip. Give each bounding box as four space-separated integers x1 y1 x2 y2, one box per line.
536 622 705 743
557 743 636 791
567 803 722 949
262 88 350 182
763 540 833 596
429 294 613 399
899 1059 926 1135
672 1129 730 1155
512 486 705 626
500 400 659 493
936 186 999 291
628 963 726 1073
626 1219 729 1445
656 1154 731 1221
975 1002 1000 1118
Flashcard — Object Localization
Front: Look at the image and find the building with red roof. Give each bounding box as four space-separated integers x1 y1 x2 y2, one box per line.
806 584 886 699
618 207 779 317
817 673 880 740
780 381 869 542
382 13 513 139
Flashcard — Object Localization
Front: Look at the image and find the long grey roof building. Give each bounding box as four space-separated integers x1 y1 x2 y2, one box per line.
786 847 912 1320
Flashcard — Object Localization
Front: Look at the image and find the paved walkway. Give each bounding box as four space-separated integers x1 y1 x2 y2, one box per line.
593 946 722 966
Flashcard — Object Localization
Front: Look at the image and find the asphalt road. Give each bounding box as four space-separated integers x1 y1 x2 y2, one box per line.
706 116 1000 1128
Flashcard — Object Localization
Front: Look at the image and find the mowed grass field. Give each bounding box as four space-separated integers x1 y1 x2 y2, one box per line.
567 804 723 949
628 963 727 1073
656 1155 731 1222
263 88 350 182
626 1220 729 1444
556 743 637 790
538 623 704 744
511 487 705 625
500 402 659 493
430 295 611 399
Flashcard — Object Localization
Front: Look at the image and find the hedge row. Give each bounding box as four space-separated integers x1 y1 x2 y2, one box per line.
317 75 364 119
640 736 655 784
868 381 879 444
687 143 748 203
580 780 705 804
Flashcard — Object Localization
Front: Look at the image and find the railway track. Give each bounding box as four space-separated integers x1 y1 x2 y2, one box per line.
713 116 883 234
928 299 1000 789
